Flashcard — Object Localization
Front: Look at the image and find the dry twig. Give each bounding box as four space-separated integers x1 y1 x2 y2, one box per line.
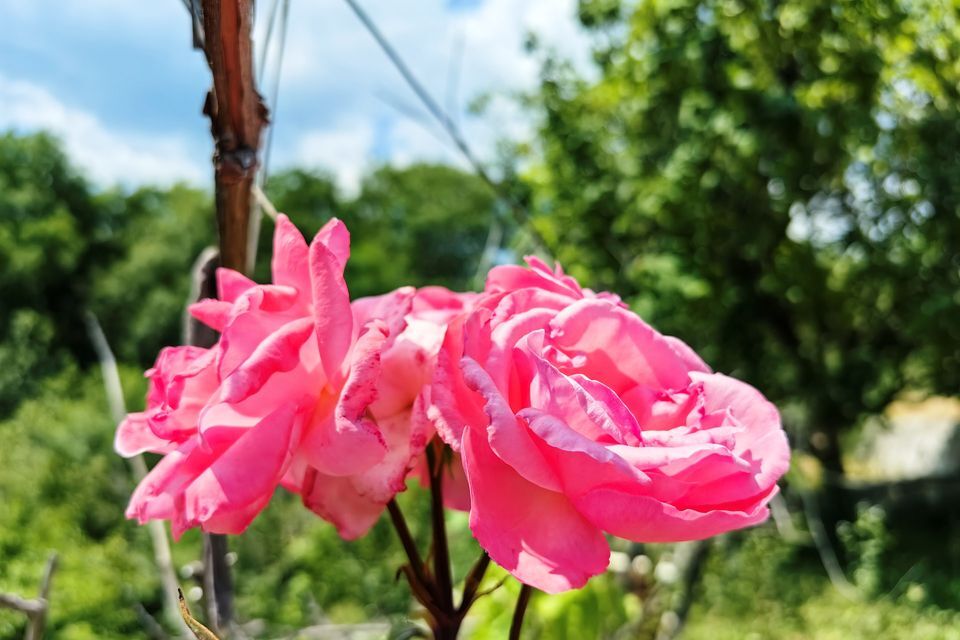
0 553 58 640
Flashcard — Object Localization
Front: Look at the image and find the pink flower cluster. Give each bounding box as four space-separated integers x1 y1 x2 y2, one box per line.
117 217 789 593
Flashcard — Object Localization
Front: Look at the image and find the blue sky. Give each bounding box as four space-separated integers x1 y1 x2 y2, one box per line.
0 0 589 193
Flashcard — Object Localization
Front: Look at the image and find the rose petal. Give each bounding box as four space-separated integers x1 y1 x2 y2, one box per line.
310 236 353 382
518 408 650 496
301 322 388 476
220 317 315 403
427 314 487 450
217 268 256 303
217 284 302 378
462 425 609 594
301 470 386 540
352 287 415 338
572 484 775 543
461 357 561 491
115 412 175 456
549 299 693 393
690 372 791 490
271 214 311 295
184 400 304 533
188 298 233 332
520 347 642 446
313 217 350 268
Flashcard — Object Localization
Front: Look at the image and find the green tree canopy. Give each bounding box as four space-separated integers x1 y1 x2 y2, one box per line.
265 163 500 297
522 0 960 471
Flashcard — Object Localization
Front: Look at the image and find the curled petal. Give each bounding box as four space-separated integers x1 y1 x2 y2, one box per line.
313 217 350 269
462 425 609 594
690 372 791 490
486 256 583 300
271 214 311 295
220 317 315 403
373 317 448 416
301 322 388 476
310 236 353 383
348 410 423 503
301 470 386 540
520 347 642 446
549 299 693 393
217 284 302 378
126 438 225 537
352 287 415 339
572 485 776 543
188 298 233 332
518 408 649 496
115 412 175 457
183 401 304 535
461 357 561 492
217 268 256 303
427 315 487 450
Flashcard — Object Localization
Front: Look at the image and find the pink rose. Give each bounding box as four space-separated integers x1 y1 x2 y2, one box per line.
426 257 791 593
116 215 464 539
286 285 474 538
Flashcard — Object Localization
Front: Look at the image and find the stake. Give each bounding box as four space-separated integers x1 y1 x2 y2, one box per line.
189 2 269 632
199 0 269 275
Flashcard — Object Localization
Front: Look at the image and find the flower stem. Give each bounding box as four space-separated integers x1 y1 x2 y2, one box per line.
458 552 491 613
388 442 492 639
386 499 434 600
425 441 454 610
509 584 533 640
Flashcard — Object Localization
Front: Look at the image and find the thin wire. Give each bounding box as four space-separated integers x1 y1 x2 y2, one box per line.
259 0 290 186
374 90 459 153
181 0 205 49
257 0 282 86
445 33 465 130
341 0 551 258
247 0 290 273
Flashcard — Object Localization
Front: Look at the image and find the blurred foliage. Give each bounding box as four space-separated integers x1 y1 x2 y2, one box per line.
469 568 634 639
261 164 500 296
0 133 115 412
0 369 159 639
521 0 960 471
687 523 960 640
837 503 890 596
90 186 215 365
0 131 216 392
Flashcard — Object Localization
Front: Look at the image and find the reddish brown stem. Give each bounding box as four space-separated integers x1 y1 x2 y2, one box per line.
387 442 498 639
426 441 454 611
387 499 434 601
199 0 268 274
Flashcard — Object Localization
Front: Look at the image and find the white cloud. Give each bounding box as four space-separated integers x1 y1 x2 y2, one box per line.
0 73 207 187
294 117 376 196
262 0 592 188
0 0 592 190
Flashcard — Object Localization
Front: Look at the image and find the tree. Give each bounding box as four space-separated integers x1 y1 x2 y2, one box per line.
90 185 214 366
0 133 120 413
264 164 500 297
521 0 960 473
